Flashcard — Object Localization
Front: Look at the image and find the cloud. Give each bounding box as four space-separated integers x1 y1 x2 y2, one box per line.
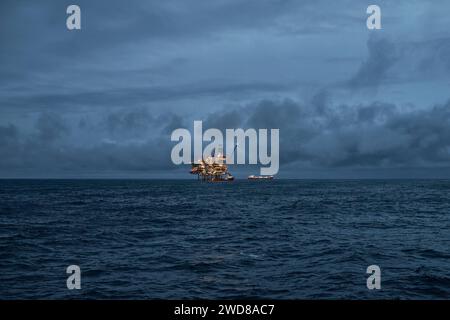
2 0 450 177
0 81 289 112
347 35 399 88
199 97 450 169
2 95 450 177
35 113 69 142
0 109 178 176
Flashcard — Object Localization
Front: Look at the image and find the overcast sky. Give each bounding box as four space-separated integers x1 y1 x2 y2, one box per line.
1 0 450 178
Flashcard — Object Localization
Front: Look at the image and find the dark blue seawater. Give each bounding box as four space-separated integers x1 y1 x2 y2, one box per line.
1 179 450 299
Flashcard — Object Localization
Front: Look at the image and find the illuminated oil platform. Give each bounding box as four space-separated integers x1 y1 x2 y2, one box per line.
190 145 234 182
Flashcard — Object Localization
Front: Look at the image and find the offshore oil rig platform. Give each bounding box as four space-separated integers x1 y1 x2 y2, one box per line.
190 145 235 182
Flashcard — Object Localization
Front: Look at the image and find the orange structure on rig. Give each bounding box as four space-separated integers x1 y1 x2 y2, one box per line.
190 145 234 182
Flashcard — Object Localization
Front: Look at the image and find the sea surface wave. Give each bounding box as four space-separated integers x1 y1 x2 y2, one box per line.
1 179 450 299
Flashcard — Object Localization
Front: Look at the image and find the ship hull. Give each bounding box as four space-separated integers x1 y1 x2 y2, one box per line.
248 175 274 180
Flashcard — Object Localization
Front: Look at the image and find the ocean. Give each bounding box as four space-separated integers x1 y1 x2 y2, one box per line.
1 179 450 299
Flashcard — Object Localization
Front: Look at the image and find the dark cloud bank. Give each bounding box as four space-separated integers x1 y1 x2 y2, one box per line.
2 95 450 178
